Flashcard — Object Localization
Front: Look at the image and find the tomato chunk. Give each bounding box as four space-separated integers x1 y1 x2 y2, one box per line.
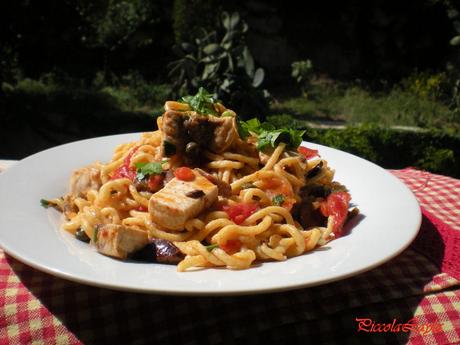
174 167 195 181
261 178 296 211
320 191 351 236
220 239 242 254
298 146 319 159
148 174 164 191
222 203 258 225
111 147 139 181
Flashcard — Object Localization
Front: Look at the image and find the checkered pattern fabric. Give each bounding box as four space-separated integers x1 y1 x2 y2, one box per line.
0 167 459 345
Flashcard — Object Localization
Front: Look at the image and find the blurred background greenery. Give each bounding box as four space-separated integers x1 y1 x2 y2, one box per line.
1 0 459 177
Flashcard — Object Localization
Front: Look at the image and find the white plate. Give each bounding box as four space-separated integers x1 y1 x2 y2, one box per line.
0 133 421 295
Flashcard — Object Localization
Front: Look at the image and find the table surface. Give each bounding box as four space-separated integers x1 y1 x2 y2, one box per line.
0 160 459 345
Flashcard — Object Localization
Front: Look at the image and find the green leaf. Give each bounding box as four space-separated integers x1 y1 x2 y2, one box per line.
272 194 285 206
205 243 219 251
239 118 262 136
450 35 460 46
40 199 50 208
181 87 218 115
239 118 304 150
135 161 165 180
252 68 264 87
203 43 221 55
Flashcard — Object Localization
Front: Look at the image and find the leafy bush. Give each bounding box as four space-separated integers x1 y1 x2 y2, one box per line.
291 59 314 95
400 71 448 101
267 114 460 178
273 83 459 130
168 12 270 119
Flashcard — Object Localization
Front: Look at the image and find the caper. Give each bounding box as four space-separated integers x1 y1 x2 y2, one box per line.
185 141 200 156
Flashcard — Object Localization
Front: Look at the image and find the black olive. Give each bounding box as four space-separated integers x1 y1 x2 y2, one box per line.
300 184 331 198
163 140 176 156
130 239 184 264
306 161 323 178
186 189 205 198
75 228 90 243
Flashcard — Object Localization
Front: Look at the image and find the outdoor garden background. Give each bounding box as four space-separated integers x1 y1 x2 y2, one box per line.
1 0 459 178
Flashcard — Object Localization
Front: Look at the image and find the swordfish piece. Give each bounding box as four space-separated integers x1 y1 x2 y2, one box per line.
148 169 218 230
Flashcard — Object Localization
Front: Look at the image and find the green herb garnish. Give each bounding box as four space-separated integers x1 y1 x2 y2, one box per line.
257 128 305 151
205 243 219 251
239 118 304 150
40 199 50 208
272 194 285 206
181 87 218 116
135 161 166 180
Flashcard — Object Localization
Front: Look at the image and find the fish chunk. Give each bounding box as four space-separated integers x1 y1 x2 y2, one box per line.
95 224 149 259
69 163 102 197
148 170 218 230
160 111 238 155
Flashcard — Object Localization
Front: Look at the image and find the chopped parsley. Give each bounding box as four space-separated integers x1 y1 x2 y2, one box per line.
239 118 305 151
205 243 220 251
135 161 167 180
181 87 218 116
40 199 50 208
272 194 285 206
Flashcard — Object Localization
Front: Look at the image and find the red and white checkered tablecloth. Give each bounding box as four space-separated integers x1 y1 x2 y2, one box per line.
1 167 460 345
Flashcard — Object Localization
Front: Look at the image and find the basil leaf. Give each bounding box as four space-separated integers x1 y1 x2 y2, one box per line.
181 87 218 115
135 162 164 180
272 194 285 206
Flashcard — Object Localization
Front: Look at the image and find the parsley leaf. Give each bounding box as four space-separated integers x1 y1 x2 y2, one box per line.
256 128 305 151
181 87 218 115
135 161 166 180
205 243 220 251
272 194 285 206
239 118 304 150
40 199 50 208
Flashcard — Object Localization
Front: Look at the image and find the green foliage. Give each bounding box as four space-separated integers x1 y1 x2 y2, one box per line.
181 87 218 115
400 71 447 101
291 60 314 95
168 11 270 119
267 115 460 178
172 0 220 42
2 72 169 116
273 83 459 130
76 0 157 51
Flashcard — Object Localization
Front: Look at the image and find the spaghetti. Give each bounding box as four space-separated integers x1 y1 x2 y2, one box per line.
45 90 357 271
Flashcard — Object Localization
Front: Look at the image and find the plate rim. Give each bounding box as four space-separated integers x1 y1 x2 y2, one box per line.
0 133 422 295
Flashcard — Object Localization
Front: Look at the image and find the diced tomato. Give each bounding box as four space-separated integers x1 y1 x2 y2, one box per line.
298 146 319 159
261 177 296 211
111 147 139 181
262 178 282 189
174 167 195 181
220 239 242 254
320 191 351 236
136 205 148 212
148 174 164 191
223 203 258 225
